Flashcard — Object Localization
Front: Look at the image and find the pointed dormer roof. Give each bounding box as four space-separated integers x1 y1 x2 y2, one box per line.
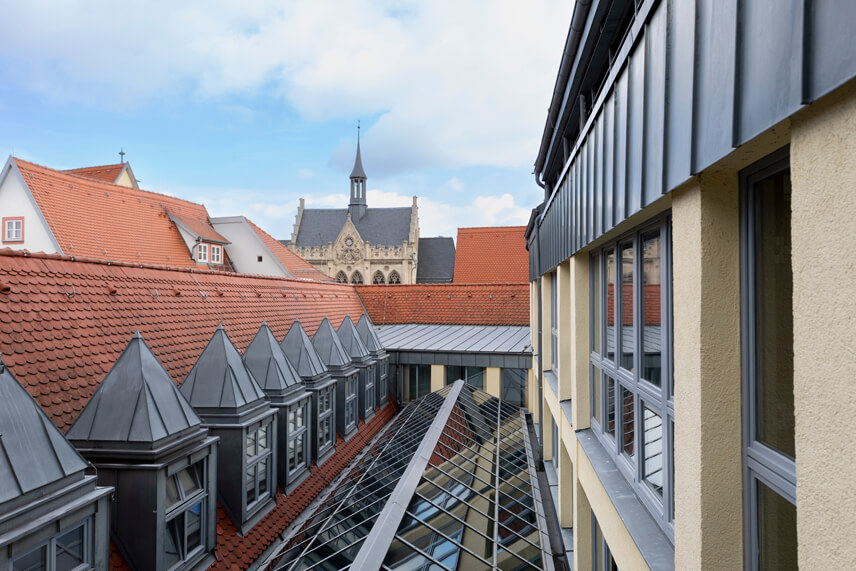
356 313 386 356
337 315 372 363
180 324 267 415
281 319 329 381
0 356 88 506
312 317 357 372
350 138 367 180
67 332 202 448
243 322 303 401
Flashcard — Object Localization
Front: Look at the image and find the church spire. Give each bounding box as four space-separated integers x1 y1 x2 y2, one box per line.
349 121 367 219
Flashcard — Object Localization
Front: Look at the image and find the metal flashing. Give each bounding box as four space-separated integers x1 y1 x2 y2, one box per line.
280 319 330 382
243 322 304 401
336 315 372 364
312 317 358 375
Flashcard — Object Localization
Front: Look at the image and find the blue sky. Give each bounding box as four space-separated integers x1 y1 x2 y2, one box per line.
0 1 572 240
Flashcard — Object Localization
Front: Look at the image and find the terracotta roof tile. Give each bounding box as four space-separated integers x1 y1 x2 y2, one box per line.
355 283 529 326
168 212 229 244
244 218 332 282
0 248 365 431
13 158 219 268
452 226 528 283
62 164 126 184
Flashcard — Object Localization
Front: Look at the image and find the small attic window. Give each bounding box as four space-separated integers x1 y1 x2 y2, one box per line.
211 245 222 264
3 217 24 243
257 255 263 262
197 243 209 263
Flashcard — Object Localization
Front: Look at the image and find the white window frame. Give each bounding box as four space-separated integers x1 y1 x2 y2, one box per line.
196 243 208 263
210 245 221 264
9 518 92 571
3 218 23 243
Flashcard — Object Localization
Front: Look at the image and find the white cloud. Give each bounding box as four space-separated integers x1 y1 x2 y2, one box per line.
297 168 315 179
0 0 571 175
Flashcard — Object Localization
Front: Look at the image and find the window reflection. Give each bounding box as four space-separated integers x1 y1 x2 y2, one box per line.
643 405 663 497
620 244 634 371
606 250 616 362
641 231 661 387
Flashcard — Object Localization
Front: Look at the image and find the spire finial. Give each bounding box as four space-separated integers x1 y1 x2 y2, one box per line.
119 148 126 163
357 120 360 143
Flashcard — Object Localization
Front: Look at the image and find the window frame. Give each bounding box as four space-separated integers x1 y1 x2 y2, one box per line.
245 421 274 510
344 374 358 432
589 213 674 539
364 366 375 417
3 217 24 243
9 518 92 571
196 243 208 263
550 271 559 370
164 460 208 569
287 397 311 478
740 147 797 571
210 244 222 264
317 386 336 455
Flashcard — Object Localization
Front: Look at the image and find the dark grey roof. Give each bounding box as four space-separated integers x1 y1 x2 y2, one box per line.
350 140 367 179
281 320 329 381
375 324 532 354
336 315 372 363
180 324 267 413
294 207 412 247
0 356 88 506
243 322 303 401
416 237 455 283
355 313 386 356
312 317 357 373
67 333 201 446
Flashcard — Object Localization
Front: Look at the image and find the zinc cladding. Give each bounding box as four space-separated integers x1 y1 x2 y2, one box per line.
311 317 357 373
281 320 330 382
336 315 371 362
355 313 386 357
355 283 530 326
268 381 549 570
243 322 303 400
0 248 364 431
376 324 531 355
293 207 412 247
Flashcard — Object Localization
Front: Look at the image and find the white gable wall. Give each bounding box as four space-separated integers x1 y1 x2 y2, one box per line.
0 163 60 255
210 217 291 278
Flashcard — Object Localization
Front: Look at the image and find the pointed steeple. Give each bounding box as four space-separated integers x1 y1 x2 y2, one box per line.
349 122 367 219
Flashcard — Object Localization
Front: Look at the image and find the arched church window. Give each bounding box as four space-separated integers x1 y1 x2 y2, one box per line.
351 271 364 284
388 271 401 284
372 271 386 285
336 271 348 283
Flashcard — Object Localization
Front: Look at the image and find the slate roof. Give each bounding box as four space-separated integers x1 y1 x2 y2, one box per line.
354 283 530 326
243 322 303 400
336 315 371 363
453 226 528 283
11 158 218 267
62 163 127 184
312 317 357 372
66 332 201 446
244 218 331 281
0 356 88 506
416 237 455 283
0 248 364 431
350 140 367 179
280 320 329 382
293 207 412 247
355 313 386 356
180 325 267 413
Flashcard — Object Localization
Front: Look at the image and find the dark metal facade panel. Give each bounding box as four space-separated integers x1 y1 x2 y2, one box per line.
627 43 646 217
243 323 303 400
312 317 357 372
808 1 856 99
664 0 695 192
644 4 667 206
281 319 329 381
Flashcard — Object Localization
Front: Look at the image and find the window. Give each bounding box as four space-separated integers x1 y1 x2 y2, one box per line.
364 366 375 416
336 271 348 283
388 270 401 284
11 519 91 571
444 366 484 391
246 422 273 508
344 375 358 432
318 386 335 454
590 215 673 535
196 243 208 263
741 151 796 571
550 271 558 370
287 397 310 477
372 271 386 284
350 271 364 284
405 364 431 401
378 358 388 405
210 245 221 264
501 368 527 407
3 217 23 243
164 461 207 569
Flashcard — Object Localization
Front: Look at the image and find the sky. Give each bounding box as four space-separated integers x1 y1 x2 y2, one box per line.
0 1 572 240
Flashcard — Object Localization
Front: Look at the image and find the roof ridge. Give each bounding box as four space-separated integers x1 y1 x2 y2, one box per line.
63 163 126 171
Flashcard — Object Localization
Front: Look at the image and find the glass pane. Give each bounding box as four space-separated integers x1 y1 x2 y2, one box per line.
641 231 662 387
259 459 269 496
592 252 601 354
246 465 257 504
592 367 602 425
621 386 634 457
446 365 463 385
55 524 85 571
606 376 616 438
296 434 305 466
164 515 183 565
642 405 663 497
466 367 484 391
259 425 268 451
178 464 201 497
754 170 794 458
166 475 180 508
288 408 296 433
606 249 616 362
288 437 296 470
12 545 47 571
620 243 634 371
757 480 797 570
407 365 418 401
417 365 431 398
501 368 526 407
246 431 256 458
186 502 203 554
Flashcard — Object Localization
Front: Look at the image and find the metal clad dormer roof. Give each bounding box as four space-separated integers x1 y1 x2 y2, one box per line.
181 324 267 413
312 317 356 372
337 315 372 362
0 356 88 506
356 313 386 356
243 322 302 400
280 319 329 381
67 332 202 446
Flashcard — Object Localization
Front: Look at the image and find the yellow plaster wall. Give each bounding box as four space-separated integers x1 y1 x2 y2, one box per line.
542 399 554 463
558 439 573 528
114 168 135 188
528 368 540 424
485 367 501 399
573 473 594 571
569 253 590 430
540 275 553 371
557 261 572 400
671 172 743 570
430 365 445 392
790 81 856 569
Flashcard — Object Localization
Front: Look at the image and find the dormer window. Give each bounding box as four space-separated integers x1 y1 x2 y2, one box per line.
164 460 208 568
3 217 23 243
287 397 310 478
344 375 358 432
317 387 335 455
211 245 222 264
245 421 273 508
11 518 92 571
197 243 208 263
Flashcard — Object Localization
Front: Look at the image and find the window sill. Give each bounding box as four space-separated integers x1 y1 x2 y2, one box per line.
577 429 674 571
544 370 558 400
2 240 23 244
559 398 572 427
316 445 336 467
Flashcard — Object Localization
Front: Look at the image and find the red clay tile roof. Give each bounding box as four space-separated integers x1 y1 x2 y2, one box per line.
169 212 229 244
0 248 365 432
452 226 528 284
62 163 126 184
244 218 332 282
354 283 529 326
14 158 218 267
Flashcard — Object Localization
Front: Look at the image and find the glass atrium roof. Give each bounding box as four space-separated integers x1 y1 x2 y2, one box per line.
269 380 551 570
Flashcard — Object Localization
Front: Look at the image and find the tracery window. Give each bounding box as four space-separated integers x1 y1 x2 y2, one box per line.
336 271 348 283
372 271 386 284
351 271 364 284
388 270 401 284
